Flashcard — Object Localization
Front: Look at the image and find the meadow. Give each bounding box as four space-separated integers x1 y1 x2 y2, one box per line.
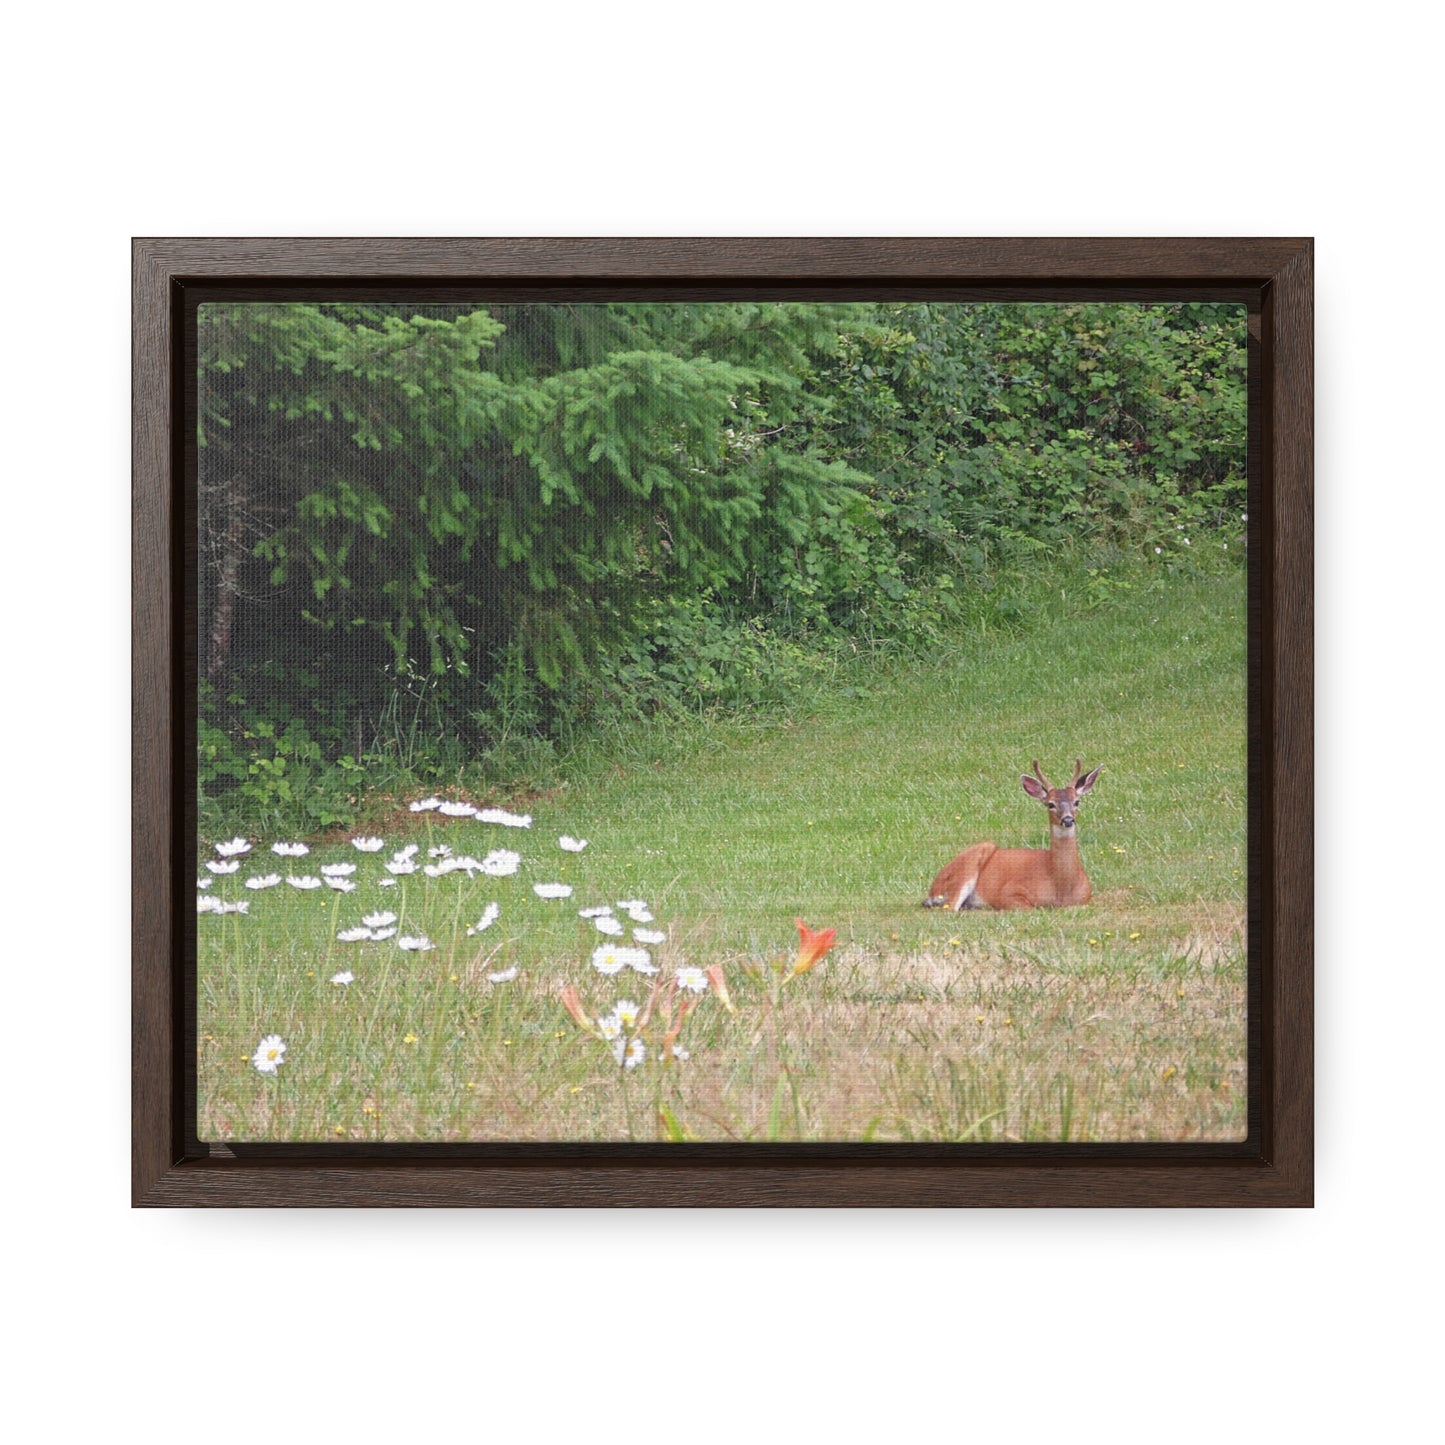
197 560 1247 1144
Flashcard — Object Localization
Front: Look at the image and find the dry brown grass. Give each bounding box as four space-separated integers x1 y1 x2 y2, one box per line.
199 892 1246 1147
266 910 1244 1145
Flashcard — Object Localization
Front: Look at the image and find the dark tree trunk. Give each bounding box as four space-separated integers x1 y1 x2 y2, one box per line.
207 482 248 683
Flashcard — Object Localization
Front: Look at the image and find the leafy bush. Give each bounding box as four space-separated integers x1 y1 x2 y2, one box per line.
199 683 366 835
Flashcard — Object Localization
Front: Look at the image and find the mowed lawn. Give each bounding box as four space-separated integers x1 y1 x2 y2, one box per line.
198 563 1247 1143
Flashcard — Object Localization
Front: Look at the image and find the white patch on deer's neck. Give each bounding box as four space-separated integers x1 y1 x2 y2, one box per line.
1051 821 1077 841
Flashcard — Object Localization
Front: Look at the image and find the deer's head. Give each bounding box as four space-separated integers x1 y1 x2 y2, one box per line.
1021 759 1102 836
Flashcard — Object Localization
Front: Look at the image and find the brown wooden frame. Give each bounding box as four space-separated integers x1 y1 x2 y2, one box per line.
133 238 1312 1206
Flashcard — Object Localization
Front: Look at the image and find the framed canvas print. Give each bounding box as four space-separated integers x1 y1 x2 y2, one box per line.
133 237 1312 1206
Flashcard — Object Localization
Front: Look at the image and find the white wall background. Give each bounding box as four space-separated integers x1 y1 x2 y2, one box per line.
3 3 1432 1440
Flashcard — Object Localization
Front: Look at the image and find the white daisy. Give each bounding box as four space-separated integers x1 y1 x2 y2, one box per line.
593 914 625 936
670 1046 691 1062
623 904 654 923
634 927 666 944
409 797 443 812
252 1035 286 1074
438 800 477 817
197 877 213 890
476 807 532 828
272 841 309 857
558 835 588 852
245 874 282 890
578 905 614 919
428 844 452 858
486 965 519 984
450 856 484 876
675 966 709 993
614 999 641 1029
613 1037 646 1069
337 927 372 942
391 844 419 862
368 927 398 941
377 878 398 888
321 862 357 877
424 860 457 877
398 935 436 951
591 945 627 976
325 877 358 893
214 837 252 857
362 911 397 929
351 836 385 852
466 902 500 936
206 859 241 874
287 875 323 890
385 860 418 876
330 970 355 986
533 883 573 899
480 849 522 877
596 1010 623 1040
591 944 650 976
197 895 222 914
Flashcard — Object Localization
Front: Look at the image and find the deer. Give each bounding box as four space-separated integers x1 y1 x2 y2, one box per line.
923 759 1103 910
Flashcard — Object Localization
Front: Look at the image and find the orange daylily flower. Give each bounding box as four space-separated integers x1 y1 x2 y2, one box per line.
790 918 837 977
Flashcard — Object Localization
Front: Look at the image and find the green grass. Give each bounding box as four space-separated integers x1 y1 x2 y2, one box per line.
198 559 1247 1143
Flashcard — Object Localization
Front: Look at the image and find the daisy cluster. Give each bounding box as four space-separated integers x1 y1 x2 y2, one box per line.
211 799 726 1082
203 809 554 955
563 892 690 1066
206 804 692 1077
555 894 730 1071
546 877 726 1070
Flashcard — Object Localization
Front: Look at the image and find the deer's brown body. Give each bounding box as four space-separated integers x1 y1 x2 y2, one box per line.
924 759 1102 911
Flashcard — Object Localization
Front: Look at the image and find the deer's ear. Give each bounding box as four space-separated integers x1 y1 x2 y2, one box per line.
1021 775 1048 800
1077 766 1102 794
